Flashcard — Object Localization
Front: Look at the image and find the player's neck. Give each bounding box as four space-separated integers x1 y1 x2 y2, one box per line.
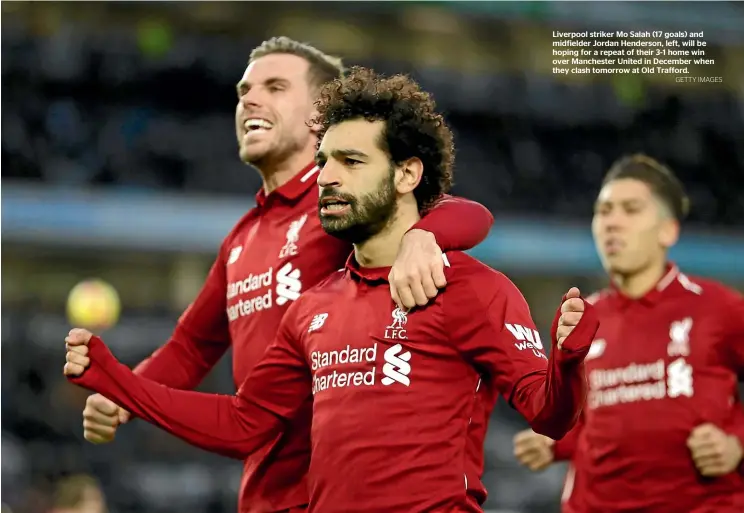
259 146 316 195
612 261 667 299
354 198 421 268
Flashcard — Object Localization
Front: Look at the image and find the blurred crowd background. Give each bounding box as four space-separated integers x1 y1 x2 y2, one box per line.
2 2 744 513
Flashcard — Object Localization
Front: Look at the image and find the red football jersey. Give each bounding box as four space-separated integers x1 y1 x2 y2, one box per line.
73 252 598 513
555 265 744 513
131 163 496 512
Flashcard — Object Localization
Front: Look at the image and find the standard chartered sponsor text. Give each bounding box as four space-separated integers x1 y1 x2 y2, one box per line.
311 344 378 395
588 359 667 409
590 360 665 389
226 268 274 321
590 381 667 408
227 268 273 299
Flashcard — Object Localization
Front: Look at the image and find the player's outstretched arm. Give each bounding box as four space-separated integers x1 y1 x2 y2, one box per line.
447 268 598 441
82 253 233 444
64 314 311 460
507 288 597 439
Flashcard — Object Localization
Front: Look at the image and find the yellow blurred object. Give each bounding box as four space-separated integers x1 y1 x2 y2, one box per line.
66 279 121 330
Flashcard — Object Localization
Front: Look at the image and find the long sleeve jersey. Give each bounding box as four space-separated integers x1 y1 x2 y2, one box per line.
71 251 599 513
129 163 495 512
554 265 744 513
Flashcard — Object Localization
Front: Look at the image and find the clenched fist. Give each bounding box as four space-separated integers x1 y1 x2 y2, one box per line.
64 328 93 377
64 328 130 443
687 423 744 477
83 394 130 444
513 429 555 472
556 287 585 349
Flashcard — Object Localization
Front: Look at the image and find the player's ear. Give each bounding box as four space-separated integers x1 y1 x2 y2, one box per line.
308 107 321 135
395 158 423 195
658 217 680 249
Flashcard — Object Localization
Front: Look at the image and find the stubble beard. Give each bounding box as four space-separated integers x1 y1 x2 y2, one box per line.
320 167 398 244
239 127 303 169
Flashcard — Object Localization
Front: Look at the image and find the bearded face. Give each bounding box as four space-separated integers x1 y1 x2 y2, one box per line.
318 164 397 244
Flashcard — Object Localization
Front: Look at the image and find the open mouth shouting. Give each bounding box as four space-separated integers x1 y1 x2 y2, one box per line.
243 118 274 136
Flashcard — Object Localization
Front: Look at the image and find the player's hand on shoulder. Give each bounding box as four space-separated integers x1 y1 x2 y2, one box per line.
64 328 94 377
556 287 585 349
687 423 744 476
513 429 555 471
389 229 447 310
83 394 130 444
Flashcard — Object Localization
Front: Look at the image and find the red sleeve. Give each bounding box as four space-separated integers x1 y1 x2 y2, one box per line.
69 304 312 460
718 291 744 472
133 250 231 390
553 414 584 461
411 194 493 251
446 268 598 440
720 291 744 380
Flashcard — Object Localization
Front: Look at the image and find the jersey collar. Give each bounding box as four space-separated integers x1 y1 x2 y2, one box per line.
611 262 680 308
255 163 319 208
344 253 391 284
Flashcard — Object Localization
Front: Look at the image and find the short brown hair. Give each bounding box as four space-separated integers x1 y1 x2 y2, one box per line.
52 474 101 508
603 154 690 220
314 66 455 210
249 36 345 90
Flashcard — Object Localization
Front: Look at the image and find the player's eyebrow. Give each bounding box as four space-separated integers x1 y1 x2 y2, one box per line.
618 198 645 208
315 149 370 162
331 149 369 159
595 197 645 210
236 77 290 96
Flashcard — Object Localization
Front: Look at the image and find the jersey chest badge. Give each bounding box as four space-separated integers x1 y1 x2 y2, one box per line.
667 317 692 357
279 214 308 258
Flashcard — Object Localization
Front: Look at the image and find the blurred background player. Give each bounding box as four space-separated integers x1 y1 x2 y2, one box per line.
76 36 493 513
513 155 744 513
48 475 107 513
3 3 744 513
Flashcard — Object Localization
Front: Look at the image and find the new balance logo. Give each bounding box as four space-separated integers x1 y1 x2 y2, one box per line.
381 343 411 386
586 339 606 361
308 313 328 333
505 323 546 359
276 263 302 306
227 246 243 265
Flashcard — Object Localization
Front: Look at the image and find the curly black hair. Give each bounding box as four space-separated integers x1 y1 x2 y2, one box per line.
313 66 455 211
